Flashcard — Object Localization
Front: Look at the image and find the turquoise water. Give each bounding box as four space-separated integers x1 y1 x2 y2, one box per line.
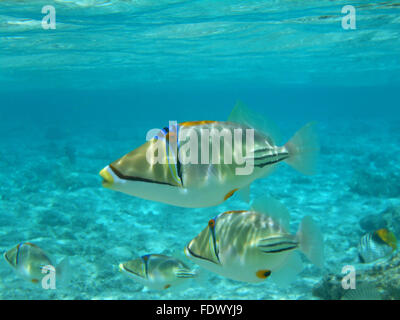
0 0 399 299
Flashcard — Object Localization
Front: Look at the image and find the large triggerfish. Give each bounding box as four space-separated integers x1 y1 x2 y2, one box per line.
184 197 324 285
99 102 319 208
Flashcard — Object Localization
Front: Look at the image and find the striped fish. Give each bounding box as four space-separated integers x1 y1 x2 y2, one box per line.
99 102 319 208
358 229 397 263
4 242 68 284
119 254 198 290
184 197 324 285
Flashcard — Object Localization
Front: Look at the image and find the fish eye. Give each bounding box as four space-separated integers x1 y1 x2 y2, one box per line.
208 219 215 228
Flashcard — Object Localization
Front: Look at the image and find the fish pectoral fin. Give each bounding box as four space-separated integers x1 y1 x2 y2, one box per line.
256 236 298 253
175 269 197 279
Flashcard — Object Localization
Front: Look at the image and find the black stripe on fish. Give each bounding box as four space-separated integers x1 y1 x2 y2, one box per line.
175 272 196 279
142 255 150 279
16 243 22 265
253 152 289 162
3 252 12 265
258 238 298 253
109 164 177 187
253 147 271 153
258 241 299 249
261 245 298 253
122 265 144 278
254 156 289 168
170 136 183 186
176 155 183 186
186 246 220 265
163 125 184 186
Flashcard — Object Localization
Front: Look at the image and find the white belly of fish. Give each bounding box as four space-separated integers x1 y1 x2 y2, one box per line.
190 246 292 283
111 179 231 208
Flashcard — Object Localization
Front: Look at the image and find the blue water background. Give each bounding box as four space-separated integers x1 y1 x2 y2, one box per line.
0 0 399 299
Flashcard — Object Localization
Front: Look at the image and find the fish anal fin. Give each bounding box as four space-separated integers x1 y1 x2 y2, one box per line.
270 252 303 287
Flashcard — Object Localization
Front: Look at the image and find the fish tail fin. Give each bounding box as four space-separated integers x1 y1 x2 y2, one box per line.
284 122 319 175
297 216 324 268
228 101 282 144
56 257 71 284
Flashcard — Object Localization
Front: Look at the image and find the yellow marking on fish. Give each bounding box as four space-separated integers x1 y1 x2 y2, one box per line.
31 279 39 284
222 210 248 215
376 229 397 250
24 242 38 248
99 168 114 186
180 120 217 127
256 269 271 279
164 284 171 289
224 188 239 201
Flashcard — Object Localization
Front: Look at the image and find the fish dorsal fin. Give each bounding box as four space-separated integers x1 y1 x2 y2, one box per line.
228 101 282 145
251 196 290 231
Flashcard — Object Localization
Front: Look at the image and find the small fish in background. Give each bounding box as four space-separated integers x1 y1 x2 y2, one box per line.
3 242 69 285
119 254 199 290
99 102 319 208
358 229 397 263
184 196 324 286
341 282 382 300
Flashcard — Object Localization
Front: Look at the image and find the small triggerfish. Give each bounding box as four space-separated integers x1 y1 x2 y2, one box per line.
3 242 69 285
99 102 319 208
119 254 199 290
184 196 324 285
358 229 397 263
